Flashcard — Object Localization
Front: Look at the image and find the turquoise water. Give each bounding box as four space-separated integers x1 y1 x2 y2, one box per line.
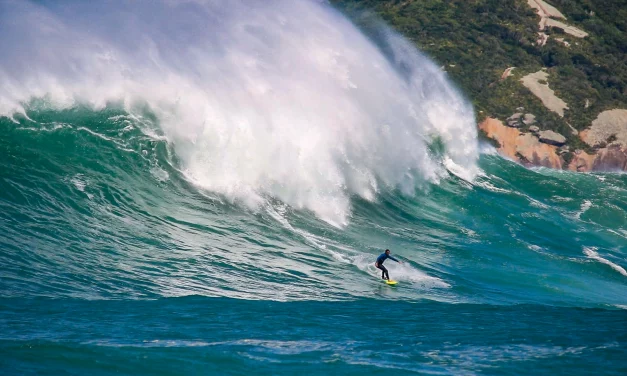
1 0 627 374
1 108 626 375
2 298 626 375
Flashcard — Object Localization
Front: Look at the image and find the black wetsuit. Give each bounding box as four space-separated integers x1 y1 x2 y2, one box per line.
375 253 398 280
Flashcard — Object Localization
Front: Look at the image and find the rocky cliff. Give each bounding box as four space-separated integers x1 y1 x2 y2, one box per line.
480 108 627 172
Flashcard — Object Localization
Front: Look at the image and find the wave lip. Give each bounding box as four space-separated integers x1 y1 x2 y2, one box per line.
584 247 627 277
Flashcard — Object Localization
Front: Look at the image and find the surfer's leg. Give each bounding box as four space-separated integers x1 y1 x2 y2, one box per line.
376 264 385 279
381 265 389 280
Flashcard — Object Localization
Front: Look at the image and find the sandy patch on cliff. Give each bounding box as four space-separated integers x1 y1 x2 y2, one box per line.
480 117 561 168
501 67 515 80
580 109 627 147
521 70 569 117
527 0 565 20
527 0 588 39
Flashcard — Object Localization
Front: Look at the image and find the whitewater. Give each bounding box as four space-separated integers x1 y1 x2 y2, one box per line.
1 1 626 375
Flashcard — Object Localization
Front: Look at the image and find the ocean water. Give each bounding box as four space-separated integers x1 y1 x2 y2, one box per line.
1 1 626 375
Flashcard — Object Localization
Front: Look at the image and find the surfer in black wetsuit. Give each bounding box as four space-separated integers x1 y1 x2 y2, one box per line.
375 249 401 280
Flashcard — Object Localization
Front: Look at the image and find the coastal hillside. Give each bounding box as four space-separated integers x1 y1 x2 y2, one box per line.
331 0 627 171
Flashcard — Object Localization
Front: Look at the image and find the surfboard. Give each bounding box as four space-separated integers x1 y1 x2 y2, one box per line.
385 280 398 285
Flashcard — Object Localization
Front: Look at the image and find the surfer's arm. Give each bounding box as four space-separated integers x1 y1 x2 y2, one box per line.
389 256 400 263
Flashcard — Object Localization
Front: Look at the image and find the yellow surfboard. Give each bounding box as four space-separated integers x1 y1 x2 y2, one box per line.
385 280 398 285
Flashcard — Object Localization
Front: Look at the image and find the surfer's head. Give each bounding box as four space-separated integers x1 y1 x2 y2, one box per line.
385 249 390 255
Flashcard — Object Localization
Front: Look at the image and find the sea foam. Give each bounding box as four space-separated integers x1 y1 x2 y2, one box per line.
584 247 627 277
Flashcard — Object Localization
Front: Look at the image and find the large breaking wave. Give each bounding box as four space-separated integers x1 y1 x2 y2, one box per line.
0 0 478 226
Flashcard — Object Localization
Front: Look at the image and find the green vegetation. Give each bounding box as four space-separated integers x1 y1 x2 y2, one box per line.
330 0 627 150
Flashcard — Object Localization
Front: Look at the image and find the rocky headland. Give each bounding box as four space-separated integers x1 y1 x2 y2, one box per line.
482 58 627 172
480 108 627 172
478 1 627 172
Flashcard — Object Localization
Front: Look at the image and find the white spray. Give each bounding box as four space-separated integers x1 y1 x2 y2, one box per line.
0 0 478 226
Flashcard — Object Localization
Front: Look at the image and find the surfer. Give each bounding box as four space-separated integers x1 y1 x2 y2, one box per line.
375 249 401 280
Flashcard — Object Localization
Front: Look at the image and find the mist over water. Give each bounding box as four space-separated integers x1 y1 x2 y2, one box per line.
0 0 477 225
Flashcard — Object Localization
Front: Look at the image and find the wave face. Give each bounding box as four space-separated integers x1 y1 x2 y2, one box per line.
1 1 626 374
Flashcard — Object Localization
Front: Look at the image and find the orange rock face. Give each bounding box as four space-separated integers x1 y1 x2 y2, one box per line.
567 150 596 172
479 117 562 169
480 117 627 172
567 146 627 172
